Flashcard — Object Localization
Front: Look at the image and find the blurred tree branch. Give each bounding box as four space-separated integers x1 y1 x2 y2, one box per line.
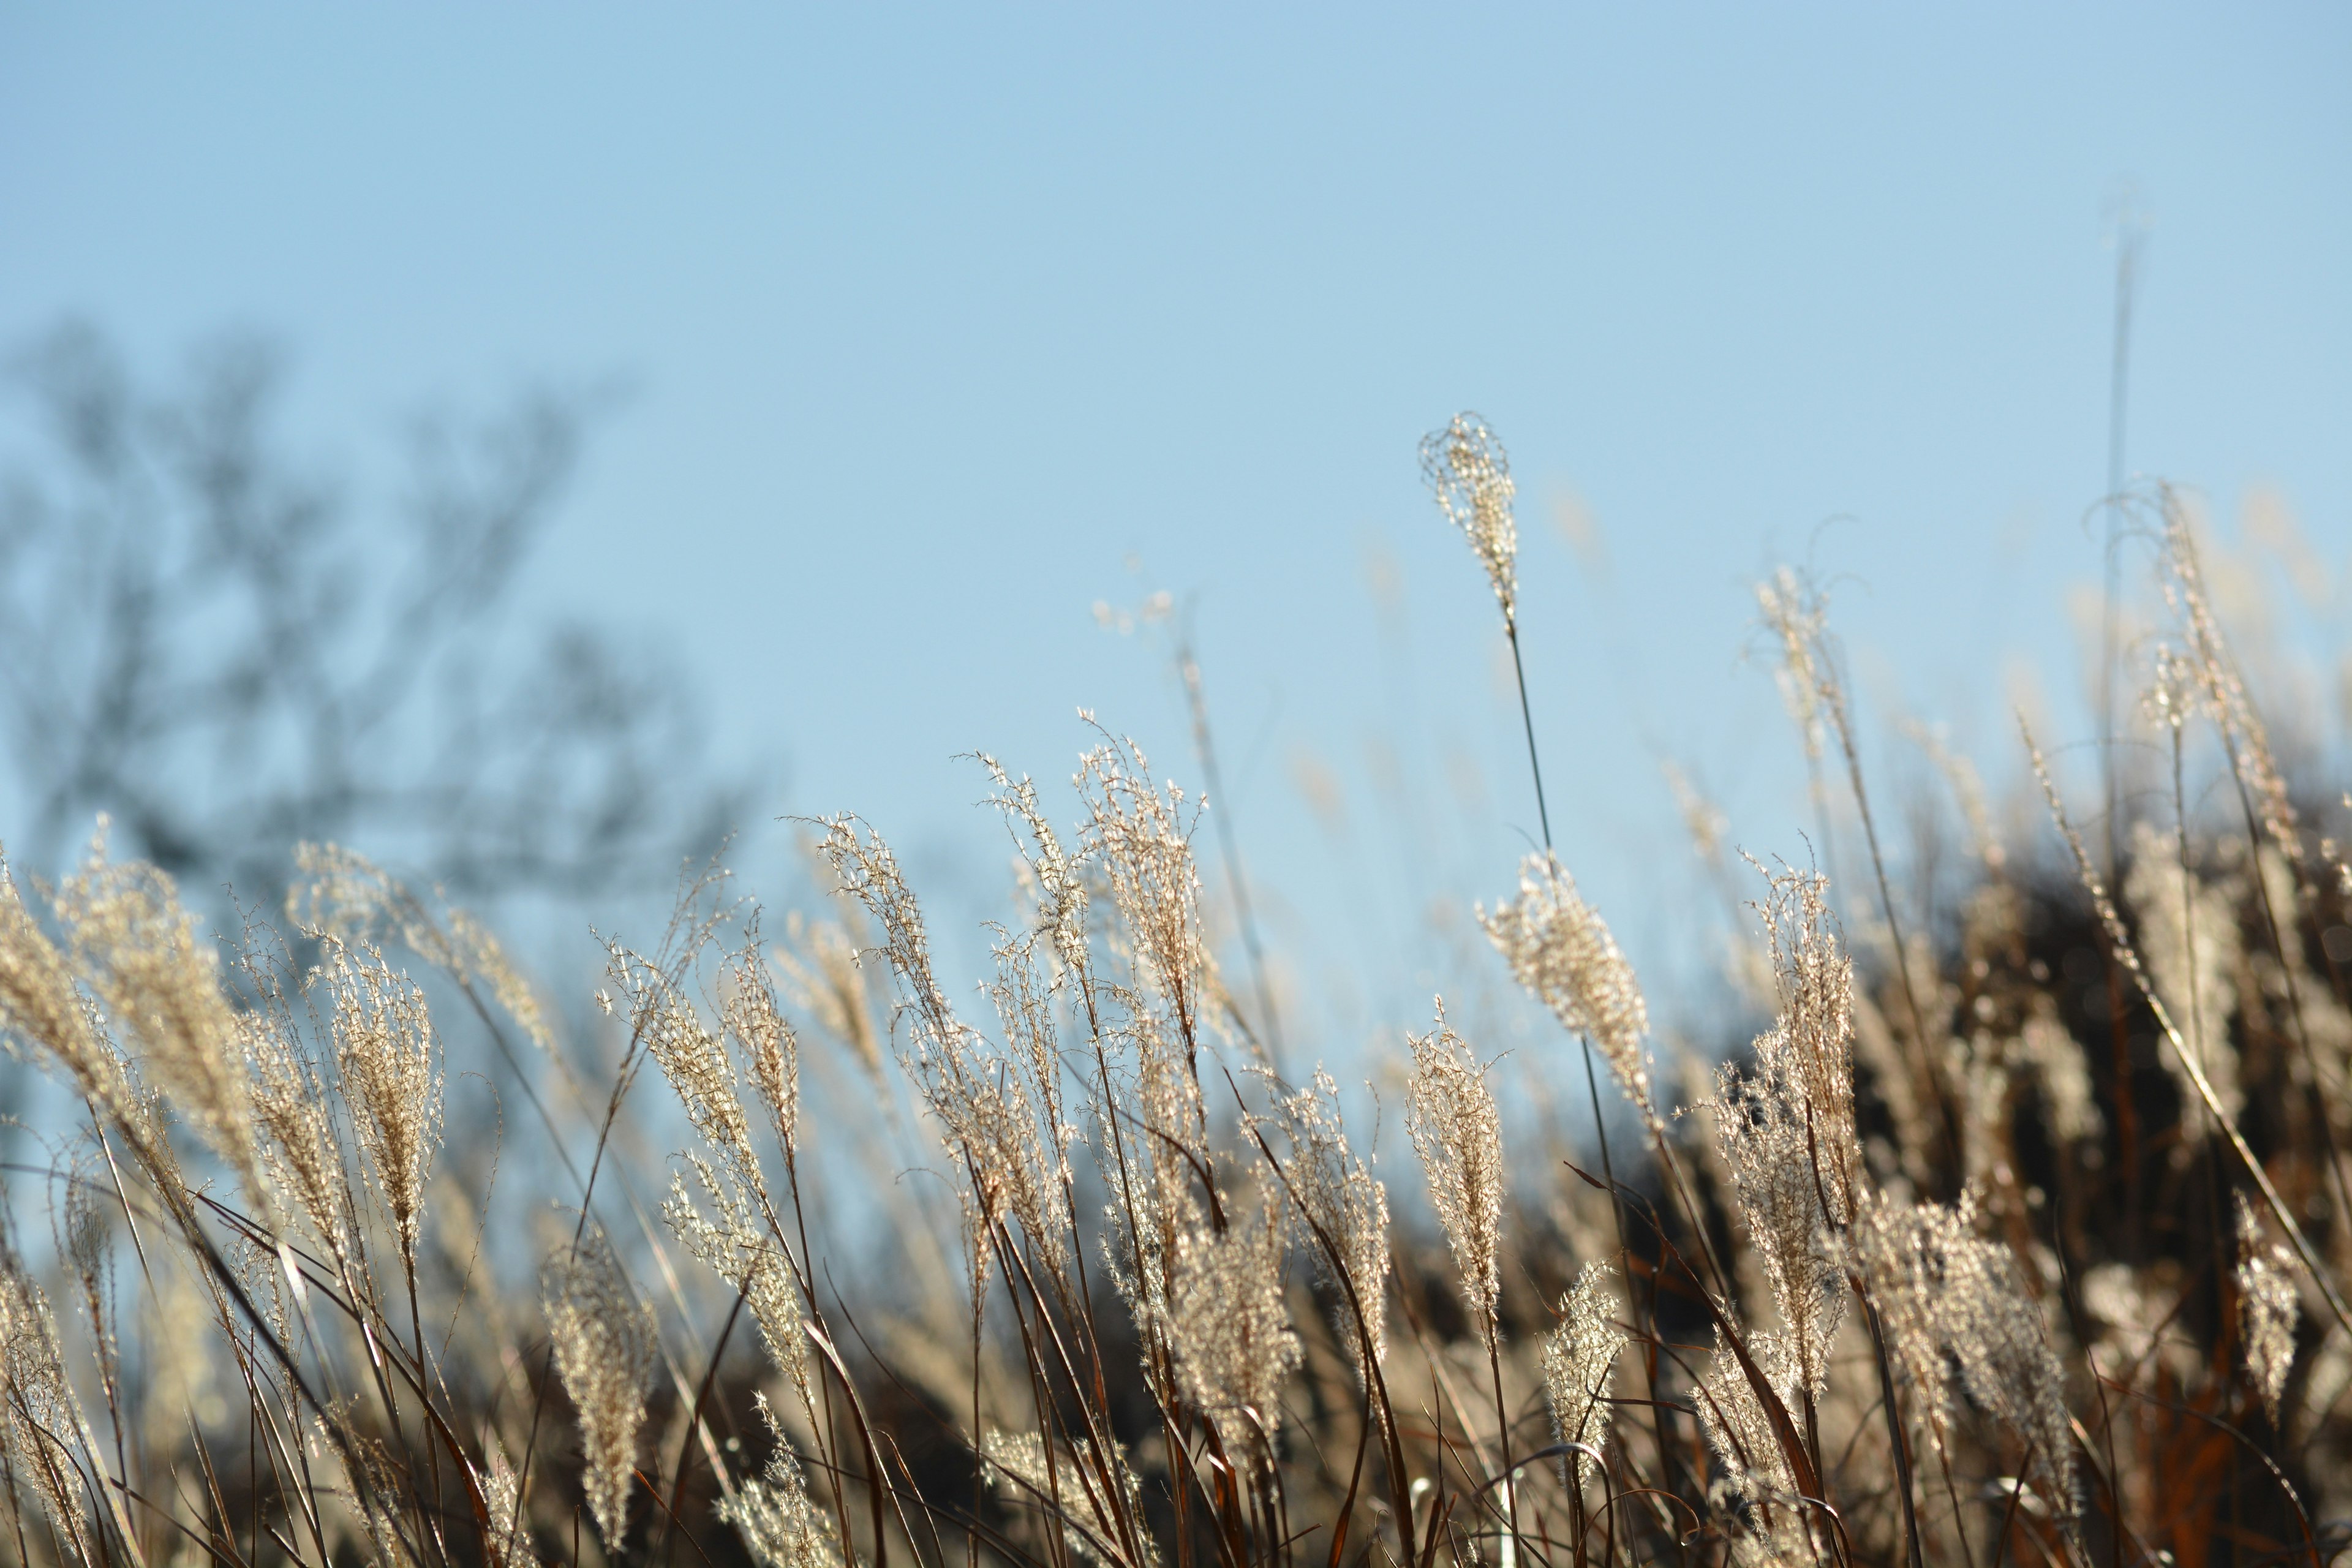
0 320 746 910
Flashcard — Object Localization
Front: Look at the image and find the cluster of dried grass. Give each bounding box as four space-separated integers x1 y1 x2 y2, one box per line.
1 417 2348 1568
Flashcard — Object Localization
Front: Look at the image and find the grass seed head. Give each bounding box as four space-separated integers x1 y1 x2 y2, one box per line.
2234 1193 2299 1422
543 1229 658 1548
1407 1001 1504 1348
1541 1262 1625 1490
1420 413 1518 627
1481 853 1655 1128
326 941 443 1268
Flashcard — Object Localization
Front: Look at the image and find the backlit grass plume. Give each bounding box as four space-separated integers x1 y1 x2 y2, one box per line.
0 423 2340 1568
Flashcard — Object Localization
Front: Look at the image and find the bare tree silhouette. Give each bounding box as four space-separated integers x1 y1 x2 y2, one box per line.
0 320 745 910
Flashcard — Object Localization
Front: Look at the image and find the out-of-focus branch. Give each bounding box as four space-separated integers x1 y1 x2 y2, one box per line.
0 319 744 909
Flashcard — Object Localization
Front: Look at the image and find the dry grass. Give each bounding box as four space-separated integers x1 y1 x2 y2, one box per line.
0 424 2348 1568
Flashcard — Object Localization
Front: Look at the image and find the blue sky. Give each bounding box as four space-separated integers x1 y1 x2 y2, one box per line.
3 6 2347 1068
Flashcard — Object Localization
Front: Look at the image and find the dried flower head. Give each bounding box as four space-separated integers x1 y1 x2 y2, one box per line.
1407 1002 1504 1348
1713 1050 1849 1401
1693 1324 1803 1509
0 1254 100 1566
326 943 443 1269
1165 1192 1300 1453
722 1395 842 1568
984 1427 1154 1568
1849 1189 2076 1520
2234 1193 2298 1422
0 855 143 1139
1541 1262 1625 1490
1074 733 1213 1054
58 831 262 1198
2157 499 2299 858
1755 567 1836 762
543 1230 659 1547
663 1156 810 1408
243 1005 354 1259
776 908 880 1082
2120 820 2244 1137
475 1437 540 1568
2016 1000 2100 1145
1420 413 1518 625
290 842 554 1053
724 938 805 1169
1259 1065 1389 1378
1480 853 1654 1128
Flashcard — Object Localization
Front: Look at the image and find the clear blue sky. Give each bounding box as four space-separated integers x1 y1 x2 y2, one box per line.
4 6 2347 1065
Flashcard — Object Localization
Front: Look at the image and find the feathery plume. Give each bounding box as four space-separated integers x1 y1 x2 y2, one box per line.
2016 1000 2101 1144
1073 734 1213 1054
58 832 261 1198
1408 1002 1504 1348
1481 853 1655 1128
1259 1065 1389 1378
475 1438 540 1568
2156 499 2300 858
1693 1325 1803 1507
290 842 554 1053
1713 1054 1849 1401
663 1156 810 1406
1849 1189 2076 1520
984 1428 1153 1568
721 1396 842 1568
1166 1193 1299 1453
0 1247 107 1568
776 910 880 1082
2120 820 2244 1136
325 943 443 1269
543 1231 659 1547
2234 1193 2298 1422
0 855 144 1140
619 940 761 1185
1420 413 1518 626
725 938 805 1168
1540 1262 1624 1490
780 912 884 1086
1755 567 1832 762
243 1001 354 1259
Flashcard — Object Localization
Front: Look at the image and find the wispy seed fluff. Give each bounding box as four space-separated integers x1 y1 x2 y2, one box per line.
2120 820 2244 1139
0 1255 102 1566
1481 853 1656 1129
984 1427 1155 1568
58 831 263 1199
1408 1003 1504 1348
1420 412 1518 626
1261 1065 1390 1379
0 855 141 1139
722 1395 842 1568
543 1230 660 1547
1849 1189 2077 1521
1166 1193 1300 1454
1540 1262 1626 1490
2234 1193 2298 1422
325 942 443 1271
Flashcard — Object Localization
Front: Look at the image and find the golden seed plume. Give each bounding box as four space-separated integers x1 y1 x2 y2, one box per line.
1259 1065 1389 1379
543 1229 659 1547
325 942 444 1269
1540 1262 1624 1490
1480 852 1655 1128
57 829 262 1202
1165 1192 1300 1454
1407 1001 1503 1349
2234 1193 2298 1423
1420 413 1518 627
